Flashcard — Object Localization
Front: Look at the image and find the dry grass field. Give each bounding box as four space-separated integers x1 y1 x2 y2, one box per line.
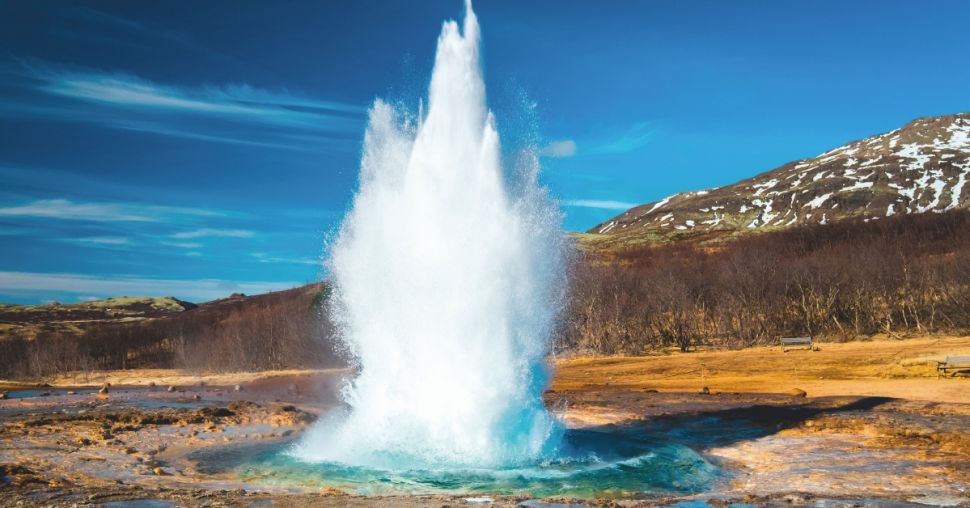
552 335 970 403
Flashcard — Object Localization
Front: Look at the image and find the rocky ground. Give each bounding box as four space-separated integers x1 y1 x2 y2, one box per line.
1 338 969 507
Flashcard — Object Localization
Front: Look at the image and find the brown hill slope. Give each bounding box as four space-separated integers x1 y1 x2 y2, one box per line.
0 283 341 378
584 113 970 250
0 297 195 342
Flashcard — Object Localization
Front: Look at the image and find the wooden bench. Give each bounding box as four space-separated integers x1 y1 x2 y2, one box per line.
780 336 813 351
937 356 970 378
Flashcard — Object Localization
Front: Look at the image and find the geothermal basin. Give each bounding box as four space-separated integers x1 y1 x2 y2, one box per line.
2 348 970 507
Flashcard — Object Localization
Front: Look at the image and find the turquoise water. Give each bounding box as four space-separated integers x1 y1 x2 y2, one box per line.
236 429 720 498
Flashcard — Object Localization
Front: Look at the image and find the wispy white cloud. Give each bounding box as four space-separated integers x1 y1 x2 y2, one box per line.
33 67 364 127
0 271 302 302
562 199 638 211
107 119 318 151
161 241 203 249
2 62 366 150
0 199 220 223
589 122 655 155
77 236 130 246
209 83 363 115
540 139 577 158
171 228 254 239
251 252 320 266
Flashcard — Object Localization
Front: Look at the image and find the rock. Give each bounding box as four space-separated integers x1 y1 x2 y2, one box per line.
153 467 164 476
228 400 257 413
699 386 710 395
201 407 235 418
788 388 807 398
167 385 177 392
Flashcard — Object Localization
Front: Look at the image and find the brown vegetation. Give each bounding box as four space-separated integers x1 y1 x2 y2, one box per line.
0 284 342 379
558 210 970 354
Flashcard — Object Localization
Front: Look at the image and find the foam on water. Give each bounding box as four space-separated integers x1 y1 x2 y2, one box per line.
255 430 718 497
291 0 567 469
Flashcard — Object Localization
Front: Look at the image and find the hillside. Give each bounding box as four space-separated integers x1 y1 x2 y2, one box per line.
0 283 340 378
583 113 970 250
0 297 196 342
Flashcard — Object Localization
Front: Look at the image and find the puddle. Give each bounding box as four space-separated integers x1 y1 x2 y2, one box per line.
102 500 176 508
129 398 211 409
3 389 97 399
908 495 970 507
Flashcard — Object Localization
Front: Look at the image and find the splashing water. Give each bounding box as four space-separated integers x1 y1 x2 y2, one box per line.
292 1 568 469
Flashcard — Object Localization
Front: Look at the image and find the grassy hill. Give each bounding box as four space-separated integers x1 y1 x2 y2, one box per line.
0 297 195 343
0 284 342 379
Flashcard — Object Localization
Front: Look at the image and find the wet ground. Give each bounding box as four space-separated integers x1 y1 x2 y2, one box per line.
1 370 969 507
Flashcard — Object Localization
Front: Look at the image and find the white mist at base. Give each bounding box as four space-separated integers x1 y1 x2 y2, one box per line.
292 2 567 469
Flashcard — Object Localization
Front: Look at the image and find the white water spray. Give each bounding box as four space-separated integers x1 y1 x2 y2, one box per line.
293 2 567 469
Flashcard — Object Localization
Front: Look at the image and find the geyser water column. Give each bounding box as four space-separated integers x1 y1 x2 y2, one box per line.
293 1 567 469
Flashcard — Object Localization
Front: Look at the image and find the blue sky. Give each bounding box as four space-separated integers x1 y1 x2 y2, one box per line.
1 0 969 303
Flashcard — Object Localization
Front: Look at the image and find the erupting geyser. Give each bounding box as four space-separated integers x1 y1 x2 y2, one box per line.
293 1 567 469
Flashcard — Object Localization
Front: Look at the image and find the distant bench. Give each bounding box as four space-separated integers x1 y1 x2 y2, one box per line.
780 336 813 352
937 356 970 378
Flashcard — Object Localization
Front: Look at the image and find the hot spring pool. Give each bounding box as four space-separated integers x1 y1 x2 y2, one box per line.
233 429 721 498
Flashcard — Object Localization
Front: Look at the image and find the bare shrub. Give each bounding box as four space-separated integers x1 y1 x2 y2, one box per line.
559 210 970 354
